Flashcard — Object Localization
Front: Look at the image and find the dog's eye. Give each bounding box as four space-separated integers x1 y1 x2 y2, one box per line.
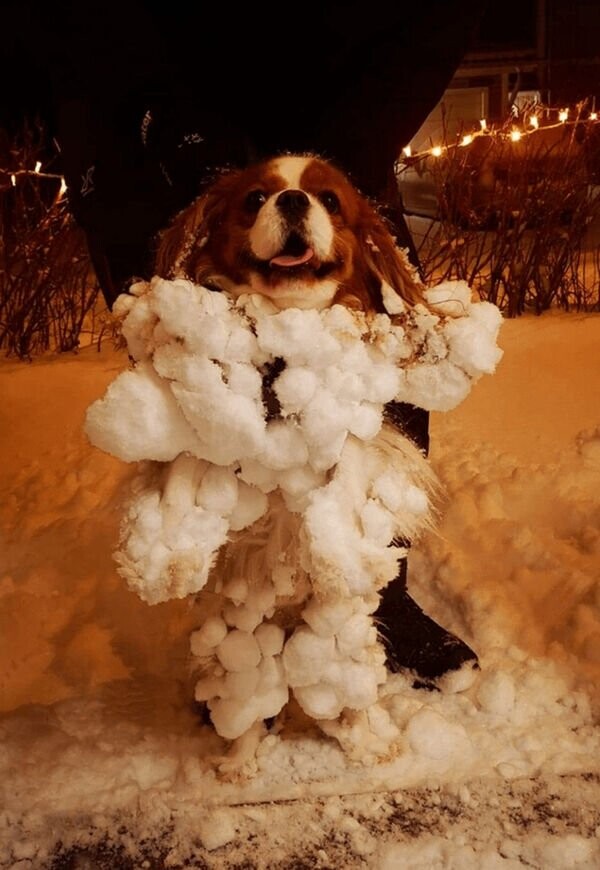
318 190 340 214
244 190 268 213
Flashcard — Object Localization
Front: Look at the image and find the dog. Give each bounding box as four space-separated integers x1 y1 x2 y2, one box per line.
154 152 425 315
129 153 443 767
84 153 500 774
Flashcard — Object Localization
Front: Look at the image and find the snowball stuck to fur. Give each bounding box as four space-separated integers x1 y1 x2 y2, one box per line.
222 577 248 605
274 367 319 414
255 307 341 368
327 660 381 710
302 598 356 637
446 302 504 377
292 659 381 721
371 470 429 516
208 662 289 739
228 480 269 531
257 654 286 692
208 697 261 741
336 614 377 658
88 278 502 476
255 623 285 657
360 500 397 547
282 627 336 687
85 275 503 749
216 629 262 672
425 280 472 316
223 601 264 633
293 683 342 720
115 487 230 604
224 666 261 701
194 675 225 702
398 359 473 412
190 616 228 653
196 465 239 513
214 692 288 740
257 420 309 470
85 364 198 462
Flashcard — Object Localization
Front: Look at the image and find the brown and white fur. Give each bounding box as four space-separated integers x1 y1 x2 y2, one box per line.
153 154 437 772
155 153 425 314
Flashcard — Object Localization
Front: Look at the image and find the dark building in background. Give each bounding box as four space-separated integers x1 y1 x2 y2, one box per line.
451 0 600 120
399 0 600 220
546 0 600 105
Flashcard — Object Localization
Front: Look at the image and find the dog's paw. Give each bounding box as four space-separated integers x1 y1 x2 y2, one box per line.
319 704 402 763
213 720 267 781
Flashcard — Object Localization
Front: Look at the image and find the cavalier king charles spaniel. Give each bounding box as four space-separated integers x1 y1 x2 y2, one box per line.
83 153 493 774
149 154 439 769
155 153 424 313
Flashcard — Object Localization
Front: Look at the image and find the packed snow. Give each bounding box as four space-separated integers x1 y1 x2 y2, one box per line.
83 277 501 748
1 308 600 868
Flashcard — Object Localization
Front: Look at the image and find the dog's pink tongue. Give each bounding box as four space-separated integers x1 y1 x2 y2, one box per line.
270 248 314 267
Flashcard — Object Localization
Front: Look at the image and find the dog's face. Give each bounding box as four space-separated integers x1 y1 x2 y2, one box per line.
156 154 423 312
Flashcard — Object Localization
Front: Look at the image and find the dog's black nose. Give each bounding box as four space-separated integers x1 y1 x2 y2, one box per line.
276 189 310 220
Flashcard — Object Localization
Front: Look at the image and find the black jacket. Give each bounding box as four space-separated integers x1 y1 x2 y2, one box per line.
3 1 487 299
5 1 486 186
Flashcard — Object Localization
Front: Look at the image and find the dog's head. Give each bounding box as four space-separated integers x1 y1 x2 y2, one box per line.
155 154 424 312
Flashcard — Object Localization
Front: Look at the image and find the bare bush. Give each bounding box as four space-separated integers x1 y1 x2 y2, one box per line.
0 122 108 359
3 109 599 362
400 106 600 316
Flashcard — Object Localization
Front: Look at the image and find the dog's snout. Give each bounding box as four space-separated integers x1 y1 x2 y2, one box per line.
276 189 310 220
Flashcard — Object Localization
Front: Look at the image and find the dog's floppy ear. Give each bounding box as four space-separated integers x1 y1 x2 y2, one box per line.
154 167 241 280
358 206 426 312
154 195 215 280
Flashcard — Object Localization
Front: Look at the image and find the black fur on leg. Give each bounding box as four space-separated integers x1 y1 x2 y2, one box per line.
375 557 479 687
377 400 479 688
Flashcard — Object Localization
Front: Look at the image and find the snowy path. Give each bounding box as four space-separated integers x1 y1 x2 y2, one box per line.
9 773 600 869
2 312 600 869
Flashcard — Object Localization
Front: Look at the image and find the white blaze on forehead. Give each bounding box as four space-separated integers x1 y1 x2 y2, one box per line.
249 156 336 261
272 155 312 188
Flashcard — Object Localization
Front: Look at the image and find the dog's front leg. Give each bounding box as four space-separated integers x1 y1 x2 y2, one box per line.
215 720 268 781
160 452 208 539
114 452 233 603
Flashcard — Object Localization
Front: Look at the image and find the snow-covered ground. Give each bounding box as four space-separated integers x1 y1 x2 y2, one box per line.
1 310 600 869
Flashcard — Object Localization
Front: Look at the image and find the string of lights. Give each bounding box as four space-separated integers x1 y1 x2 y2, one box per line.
397 102 599 170
2 102 598 190
0 160 67 196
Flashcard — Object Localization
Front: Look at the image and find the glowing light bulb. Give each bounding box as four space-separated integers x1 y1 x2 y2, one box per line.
10 173 16 186
59 177 67 197
402 145 412 158
460 134 473 146
34 161 42 173
591 112 598 121
510 129 522 142
480 119 487 131
529 115 539 129
431 145 443 157
559 109 568 122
